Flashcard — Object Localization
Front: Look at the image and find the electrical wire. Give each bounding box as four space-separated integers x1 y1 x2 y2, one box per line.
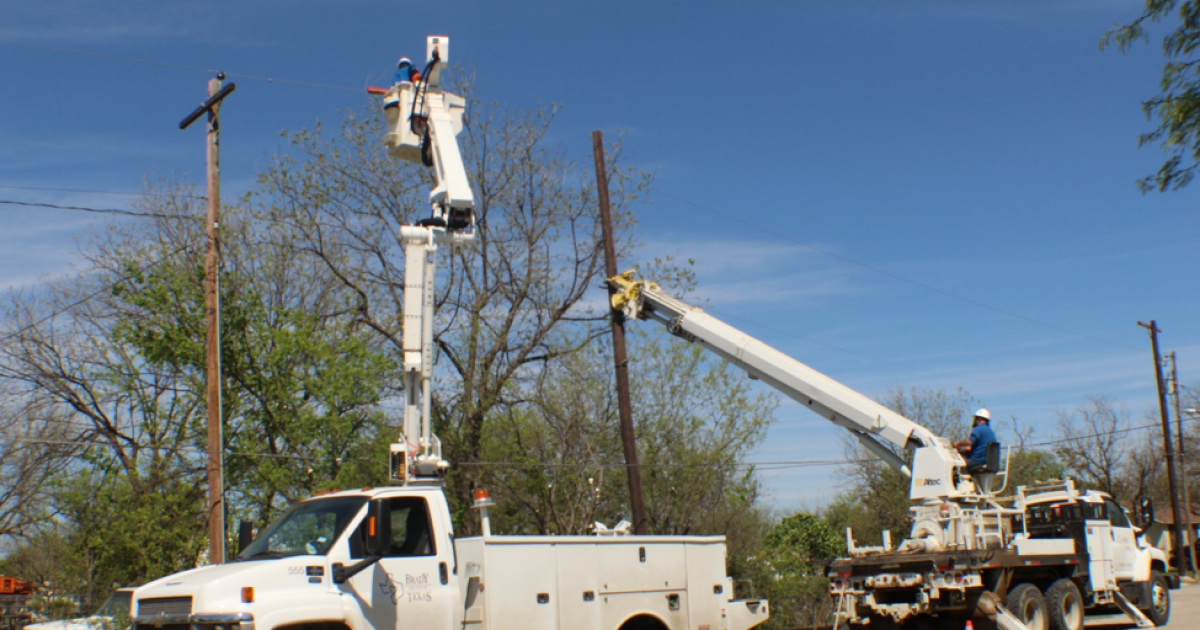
0 185 205 200
653 190 1142 353
0 38 363 93
10 413 1200 472
0 199 185 219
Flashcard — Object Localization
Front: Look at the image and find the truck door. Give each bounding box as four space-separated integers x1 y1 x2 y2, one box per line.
1104 499 1137 579
343 497 454 630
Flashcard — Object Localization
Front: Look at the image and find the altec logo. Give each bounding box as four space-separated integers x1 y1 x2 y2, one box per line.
920 479 942 486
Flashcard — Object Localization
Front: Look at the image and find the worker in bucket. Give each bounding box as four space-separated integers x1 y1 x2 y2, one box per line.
393 57 421 85
953 408 996 472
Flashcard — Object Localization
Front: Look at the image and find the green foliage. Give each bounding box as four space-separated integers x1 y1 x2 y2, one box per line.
1104 1 1200 191
110 235 398 523
835 387 1062 544
473 328 775 540
744 512 845 630
837 387 982 544
54 464 206 593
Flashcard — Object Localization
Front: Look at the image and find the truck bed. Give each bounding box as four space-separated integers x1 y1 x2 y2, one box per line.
456 534 767 630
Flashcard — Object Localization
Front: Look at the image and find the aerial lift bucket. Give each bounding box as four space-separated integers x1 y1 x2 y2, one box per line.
383 83 423 162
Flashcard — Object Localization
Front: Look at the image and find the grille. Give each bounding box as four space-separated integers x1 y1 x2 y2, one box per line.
138 597 193 617
136 624 191 630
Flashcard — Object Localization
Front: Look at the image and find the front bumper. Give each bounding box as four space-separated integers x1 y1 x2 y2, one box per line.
133 612 254 630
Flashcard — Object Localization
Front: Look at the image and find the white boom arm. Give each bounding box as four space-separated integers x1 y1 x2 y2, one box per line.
383 36 475 230
609 273 976 502
382 36 477 484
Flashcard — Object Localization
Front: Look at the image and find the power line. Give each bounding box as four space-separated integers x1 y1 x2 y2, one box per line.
0 38 362 94
13 413 1200 471
0 199 183 219
654 190 1141 353
0 184 206 200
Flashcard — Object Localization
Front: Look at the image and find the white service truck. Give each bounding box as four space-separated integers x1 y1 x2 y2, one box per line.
131 36 768 630
609 273 1174 630
131 486 766 630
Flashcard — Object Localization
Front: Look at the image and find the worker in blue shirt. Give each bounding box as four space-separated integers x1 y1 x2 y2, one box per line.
953 408 996 472
393 57 420 85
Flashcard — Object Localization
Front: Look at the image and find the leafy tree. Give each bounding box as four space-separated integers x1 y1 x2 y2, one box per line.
833 387 1060 544
1104 1 1200 191
836 387 980 544
475 328 774 539
256 101 650 526
0 175 399 589
743 512 845 630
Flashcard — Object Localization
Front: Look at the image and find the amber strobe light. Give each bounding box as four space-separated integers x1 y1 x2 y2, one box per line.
241 587 254 603
473 488 490 501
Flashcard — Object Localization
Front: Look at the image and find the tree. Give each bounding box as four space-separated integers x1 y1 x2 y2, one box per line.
743 512 845 630
0 176 400 589
831 387 1060 544
257 101 650 527
1103 1 1200 192
1053 396 1164 502
475 327 775 539
0 393 77 543
835 387 980 544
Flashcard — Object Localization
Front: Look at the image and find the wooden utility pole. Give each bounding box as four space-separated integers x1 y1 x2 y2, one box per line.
180 76 236 564
1168 351 1195 574
1139 320 1188 575
592 131 648 535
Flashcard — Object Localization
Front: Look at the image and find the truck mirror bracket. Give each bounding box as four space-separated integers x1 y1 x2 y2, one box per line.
331 556 381 584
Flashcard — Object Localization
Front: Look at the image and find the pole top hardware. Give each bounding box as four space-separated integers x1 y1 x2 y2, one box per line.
180 82 238 130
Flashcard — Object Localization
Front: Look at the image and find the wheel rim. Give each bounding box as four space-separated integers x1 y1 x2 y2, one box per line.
1060 591 1083 630
1022 597 1045 630
1152 580 1168 617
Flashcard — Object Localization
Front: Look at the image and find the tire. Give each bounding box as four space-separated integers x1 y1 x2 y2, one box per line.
1008 583 1049 630
1045 578 1084 630
1143 570 1171 626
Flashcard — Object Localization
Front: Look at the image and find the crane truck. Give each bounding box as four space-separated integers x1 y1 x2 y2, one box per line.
128 37 769 630
608 273 1174 630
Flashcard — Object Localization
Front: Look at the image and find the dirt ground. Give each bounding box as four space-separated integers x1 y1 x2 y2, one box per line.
1085 580 1200 629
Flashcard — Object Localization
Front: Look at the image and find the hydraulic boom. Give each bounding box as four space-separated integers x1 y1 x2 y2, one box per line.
609 272 976 502
379 36 476 484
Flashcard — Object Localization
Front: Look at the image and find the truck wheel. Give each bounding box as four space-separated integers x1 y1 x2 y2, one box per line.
1008 583 1049 630
1143 570 1170 626
1045 579 1084 630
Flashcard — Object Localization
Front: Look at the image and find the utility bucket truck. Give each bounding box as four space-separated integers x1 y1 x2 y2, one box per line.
129 37 768 630
608 273 1174 630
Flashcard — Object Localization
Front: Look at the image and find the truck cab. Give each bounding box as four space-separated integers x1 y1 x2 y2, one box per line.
133 487 458 630
1018 483 1169 612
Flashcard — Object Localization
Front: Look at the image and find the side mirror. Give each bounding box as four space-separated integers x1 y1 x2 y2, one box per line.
1139 498 1155 528
364 500 391 557
237 520 255 555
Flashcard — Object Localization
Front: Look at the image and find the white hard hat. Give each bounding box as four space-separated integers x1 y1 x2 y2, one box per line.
397 57 413 68
974 408 991 421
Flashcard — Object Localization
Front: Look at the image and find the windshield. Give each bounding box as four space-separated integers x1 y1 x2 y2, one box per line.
95 591 132 617
238 496 367 560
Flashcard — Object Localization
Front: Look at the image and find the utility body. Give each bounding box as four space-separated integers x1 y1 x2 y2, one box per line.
130 36 768 630
609 273 1174 630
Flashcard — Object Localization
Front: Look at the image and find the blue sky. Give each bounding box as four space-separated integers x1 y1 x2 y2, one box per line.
2 1 1198 508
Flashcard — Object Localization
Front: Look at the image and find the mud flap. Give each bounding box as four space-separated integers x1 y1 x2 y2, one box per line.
1113 590 1155 628
993 603 1032 630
